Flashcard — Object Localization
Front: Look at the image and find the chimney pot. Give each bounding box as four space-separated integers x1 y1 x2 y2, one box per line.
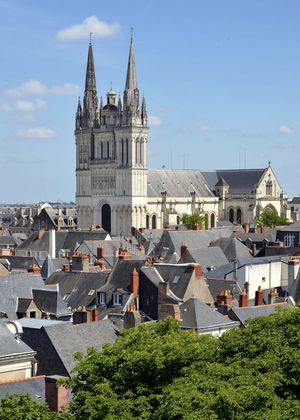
255 286 264 306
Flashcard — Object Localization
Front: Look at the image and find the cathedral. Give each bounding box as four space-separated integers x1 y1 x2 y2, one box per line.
75 37 288 236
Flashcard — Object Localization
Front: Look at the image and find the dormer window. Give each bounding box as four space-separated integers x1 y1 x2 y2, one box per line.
97 292 106 305
113 293 123 306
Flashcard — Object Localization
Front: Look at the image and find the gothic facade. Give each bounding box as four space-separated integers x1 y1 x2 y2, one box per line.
75 38 288 235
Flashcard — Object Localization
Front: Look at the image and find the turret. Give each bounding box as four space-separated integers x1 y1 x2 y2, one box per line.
76 97 82 130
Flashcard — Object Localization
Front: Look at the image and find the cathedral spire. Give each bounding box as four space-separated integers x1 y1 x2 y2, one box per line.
83 42 98 127
125 33 138 91
85 42 97 92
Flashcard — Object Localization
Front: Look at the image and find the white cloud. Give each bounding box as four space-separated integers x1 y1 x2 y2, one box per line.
56 16 121 41
16 127 57 139
15 98 47 112
0 104 12 112
148 115 162 126
6 80 80 97
279 125 293 134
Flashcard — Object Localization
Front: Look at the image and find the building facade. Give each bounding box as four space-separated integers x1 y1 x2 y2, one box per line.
75 38 288 235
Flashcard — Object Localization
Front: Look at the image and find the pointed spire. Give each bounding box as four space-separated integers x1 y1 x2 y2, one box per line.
125 34 138 91
76 97 82 115
85 42 97 92
83 42 98 127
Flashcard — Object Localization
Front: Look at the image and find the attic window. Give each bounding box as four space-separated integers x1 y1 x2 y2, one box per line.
97 292 105 305
113 293 123 306
88 290 95 296
173 275 180 284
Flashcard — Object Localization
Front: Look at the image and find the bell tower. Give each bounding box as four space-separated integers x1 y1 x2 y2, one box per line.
75 36 149 235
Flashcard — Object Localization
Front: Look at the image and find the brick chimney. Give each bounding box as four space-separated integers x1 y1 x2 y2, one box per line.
180 242 188 258
118 247 131 260
97 246 104 259
158 282 169 305
28 264 41 274
73 307 98 324
131 268 139 302
259 225 266 235
45 376 69 412
267 289 278 304
71 253 90 272
245 223 250 234
192 263 204 278
252 244 257 257
255 286 264 306
239 289 248 307
123 304 142 329
193 223 202 231
217 290 232 315
62 264 70 273
0 248 11 256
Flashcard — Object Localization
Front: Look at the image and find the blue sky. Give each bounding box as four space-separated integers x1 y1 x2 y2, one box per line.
0 0 299 203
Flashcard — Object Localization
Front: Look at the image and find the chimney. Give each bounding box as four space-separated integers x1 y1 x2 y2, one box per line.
245 223 250 234
0 248 11 256
288 259 300 296
252 244 257 257
267 288 279 304
192 263 204 278
49 229 56 259
193 223 201 231
131 268 139 302
118 247 131 260
28 264 41 274
138 244 145 254
217 290 232 315
158 282 169 305
45 376 69 412
180 242 188 258
97 246 104 259
239 289 248 307
71 253 90 272
255 286 264 306
259 225 266 235
62 264 70 273
123 304 142 329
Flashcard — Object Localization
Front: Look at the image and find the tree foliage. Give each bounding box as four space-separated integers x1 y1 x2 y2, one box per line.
255 209 288 227
181 213 205 230
66 308 300 419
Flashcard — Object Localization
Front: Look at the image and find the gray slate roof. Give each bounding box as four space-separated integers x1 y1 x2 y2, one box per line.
178 247 229 272
277 222 300 232
229 302 294 326
0 256 39 272
17 230 109 255
0 376 45 401
211 238 252 261
150 228 233 261
42 319 119 374
147 169 214 197
32 289 72 317
0 274 47 319
45 271 109 310
41 256 69 279
201 168 265 195
180 297 238 331
0 319 35 358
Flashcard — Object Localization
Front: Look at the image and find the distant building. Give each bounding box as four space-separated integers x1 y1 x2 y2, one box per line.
75 38 289 236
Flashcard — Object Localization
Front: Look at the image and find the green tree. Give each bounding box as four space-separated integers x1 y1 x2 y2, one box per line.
66 309 300 419
254 209 288 227
0 393 70 420
181 213 205 230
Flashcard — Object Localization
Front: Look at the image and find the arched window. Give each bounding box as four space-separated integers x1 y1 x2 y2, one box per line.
236 208 242 224
177 215 180 225
210 213 215 228
102 204 111 233
107 141 110 158
121 139 124 164
146 215 150 229
229 208 234 223
266 180 273 196
152 215 157 229
126 139 129 165
204 214 209 230
100 142 103 159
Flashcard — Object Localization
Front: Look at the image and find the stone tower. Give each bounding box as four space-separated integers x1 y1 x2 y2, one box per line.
75 37 149 236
